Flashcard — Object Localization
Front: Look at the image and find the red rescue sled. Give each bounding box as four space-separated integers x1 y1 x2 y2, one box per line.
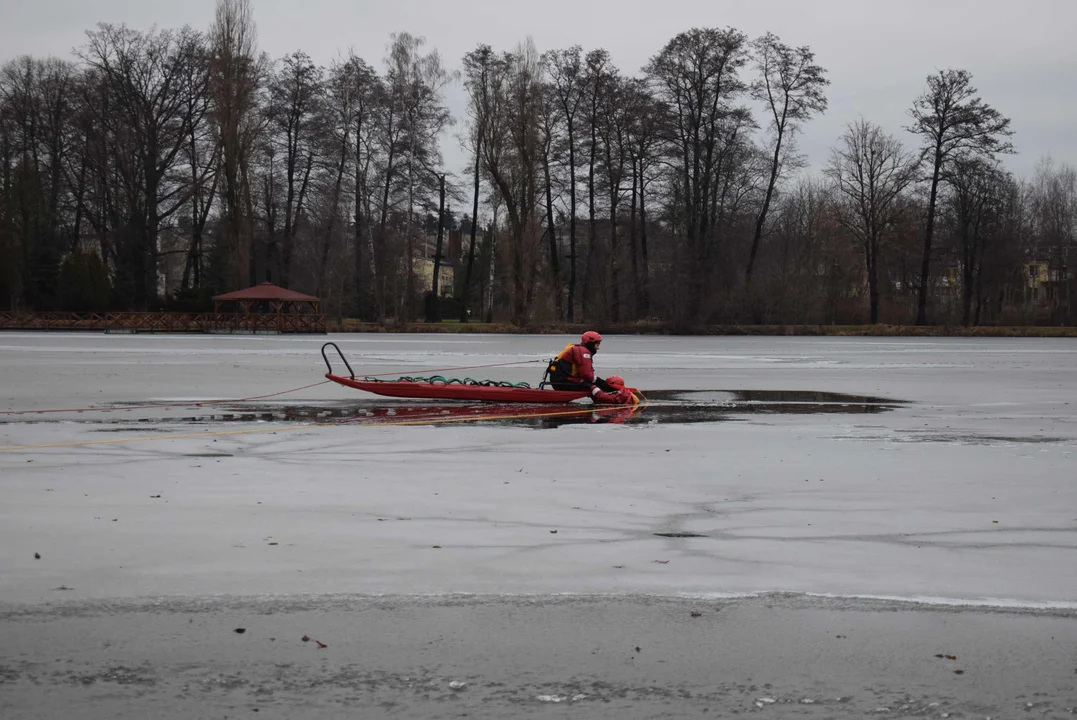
321 343 591 404
324 374 590 403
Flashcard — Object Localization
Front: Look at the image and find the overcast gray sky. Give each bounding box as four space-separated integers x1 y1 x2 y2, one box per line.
5 0 1075 182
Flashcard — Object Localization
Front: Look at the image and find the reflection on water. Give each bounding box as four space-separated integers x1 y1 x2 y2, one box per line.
466 389 905 428
45 388 906 430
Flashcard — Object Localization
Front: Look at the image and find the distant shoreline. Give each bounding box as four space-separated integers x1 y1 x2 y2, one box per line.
3 314 1075 337
329 321 1077 338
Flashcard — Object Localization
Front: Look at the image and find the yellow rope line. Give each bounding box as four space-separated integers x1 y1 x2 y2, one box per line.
0 402 647 453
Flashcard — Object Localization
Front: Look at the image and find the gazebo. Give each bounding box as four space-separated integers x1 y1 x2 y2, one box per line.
211 282 325 333
213 281 321 314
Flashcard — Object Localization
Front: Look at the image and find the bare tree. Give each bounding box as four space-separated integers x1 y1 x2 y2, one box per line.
78 24 205 306
768 179 846 322
66 68 120 272
544 46 584 320
0 57 80 307
460 44 495 322
943 155 1012 326
581 49 614 320
597 74 632 321
0 100 16 306
644 27 750 323
1027 159 1076 322
9 16 1077 330
744 32 829 286
825 119 919 323
318 55 364 300
371 70 402 320
906 69 1014 324
537 76 563 319
179 44 217 290
383 32 454 320
263 51 322 288
480 40 544 325
208 0 264 292
625 79 665 318
331 55 379 319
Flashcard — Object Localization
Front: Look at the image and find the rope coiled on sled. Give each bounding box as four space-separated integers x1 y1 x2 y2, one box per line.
361 375 532 389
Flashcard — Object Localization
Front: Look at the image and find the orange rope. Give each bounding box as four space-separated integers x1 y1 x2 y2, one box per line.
0 380 333 416
0 356 556 417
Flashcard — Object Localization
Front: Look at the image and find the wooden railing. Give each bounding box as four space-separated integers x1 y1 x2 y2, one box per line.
0 311 327 334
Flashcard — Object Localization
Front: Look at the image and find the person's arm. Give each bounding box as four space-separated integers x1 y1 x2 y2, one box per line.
591 386 616 403
576 347 596 383
591 386 637 405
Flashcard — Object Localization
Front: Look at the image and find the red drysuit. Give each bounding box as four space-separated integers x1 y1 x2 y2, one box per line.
551 343 595 386
591 386 638 405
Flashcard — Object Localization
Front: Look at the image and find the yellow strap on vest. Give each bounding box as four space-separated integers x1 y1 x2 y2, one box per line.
552 344 578 376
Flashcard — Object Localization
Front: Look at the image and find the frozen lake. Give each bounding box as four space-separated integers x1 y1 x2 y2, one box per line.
2 332 1075 606
2 332 1076 718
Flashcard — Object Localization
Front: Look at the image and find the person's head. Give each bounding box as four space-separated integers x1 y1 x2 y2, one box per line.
581 330 602 354
606 375 625 390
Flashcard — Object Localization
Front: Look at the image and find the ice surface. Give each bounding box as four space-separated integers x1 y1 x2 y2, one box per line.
1 332 1075 607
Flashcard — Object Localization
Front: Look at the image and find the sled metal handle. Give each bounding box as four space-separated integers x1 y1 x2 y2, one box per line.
539 357 553 389
321 342 355 380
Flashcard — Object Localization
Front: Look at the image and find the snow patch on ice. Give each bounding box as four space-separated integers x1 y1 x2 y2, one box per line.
666 590 1077 611
803 592 1077 611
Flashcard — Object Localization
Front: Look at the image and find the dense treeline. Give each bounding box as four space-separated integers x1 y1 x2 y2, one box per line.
1 0 1074 326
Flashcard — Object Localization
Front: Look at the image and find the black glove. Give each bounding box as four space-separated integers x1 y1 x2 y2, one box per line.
594 377 614 393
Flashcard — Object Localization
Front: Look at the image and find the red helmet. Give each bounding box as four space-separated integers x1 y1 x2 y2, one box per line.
581 331 603 345
607 375 625 389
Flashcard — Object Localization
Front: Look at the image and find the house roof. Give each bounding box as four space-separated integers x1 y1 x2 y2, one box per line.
213 282 320 303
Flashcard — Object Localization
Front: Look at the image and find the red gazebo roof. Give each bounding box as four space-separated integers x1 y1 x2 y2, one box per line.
213 282 320 303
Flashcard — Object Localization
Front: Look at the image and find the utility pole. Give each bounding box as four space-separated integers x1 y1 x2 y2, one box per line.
427 173 447 322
